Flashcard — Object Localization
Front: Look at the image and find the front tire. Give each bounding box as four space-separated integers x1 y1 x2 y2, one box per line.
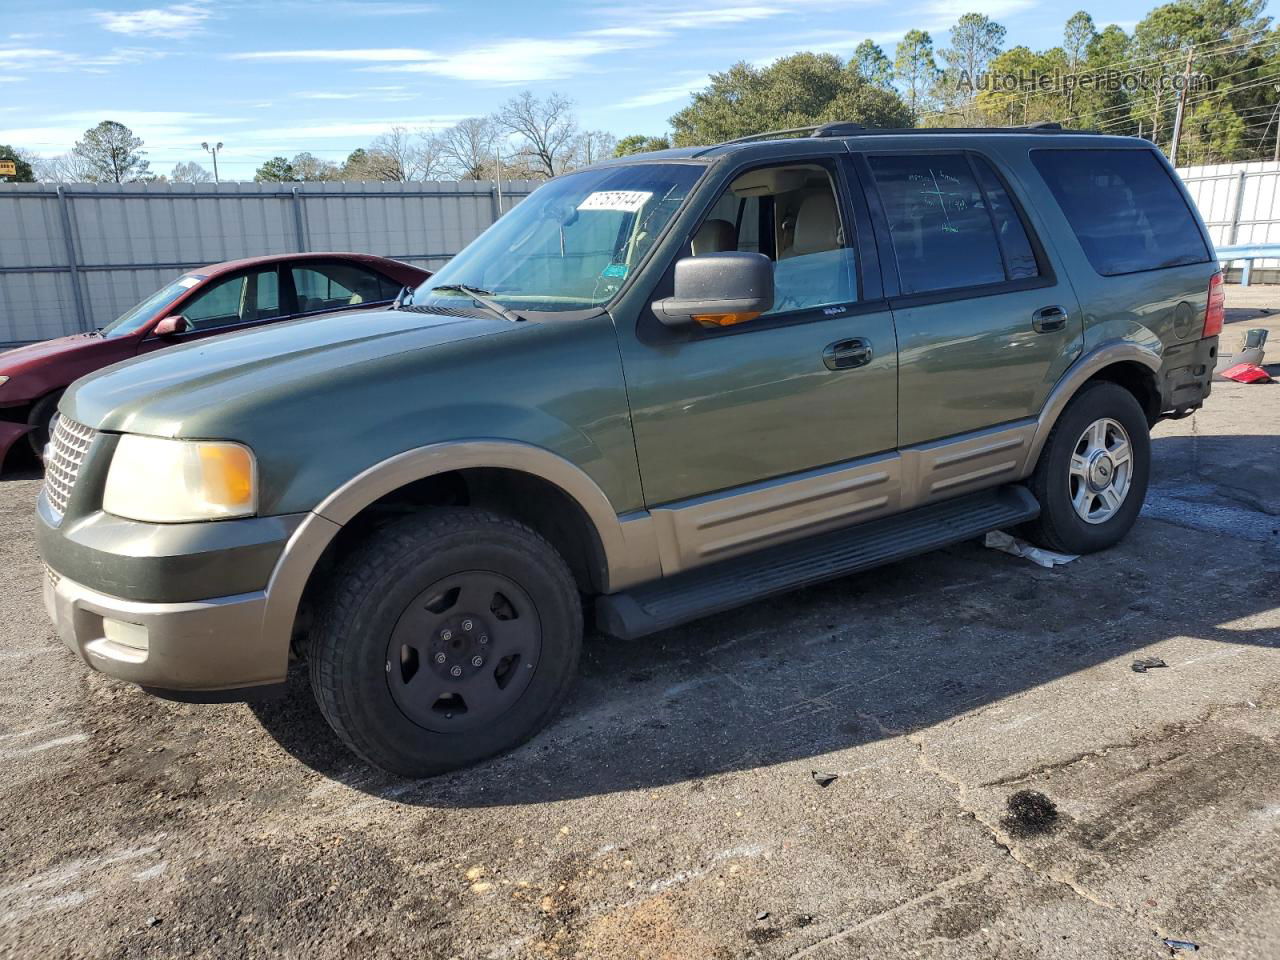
309 508 583 777
27 391 62 458
1021 382 1151 555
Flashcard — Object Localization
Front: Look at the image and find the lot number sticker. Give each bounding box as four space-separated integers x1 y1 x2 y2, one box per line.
577 190 652 213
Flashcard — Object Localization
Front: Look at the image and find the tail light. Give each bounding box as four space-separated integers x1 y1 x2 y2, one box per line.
1204 272 1225 338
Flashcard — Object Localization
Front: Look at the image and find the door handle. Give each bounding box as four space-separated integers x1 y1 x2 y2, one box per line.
823 338 873 370
1032 305 1069 333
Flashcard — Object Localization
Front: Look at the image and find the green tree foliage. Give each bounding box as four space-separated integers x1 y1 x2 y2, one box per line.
0 144 36 182
894 30 939 114
853 40 894 89
670 52 913 145
72 121 150 183
254 156 297 182
933 13 1009 123
614 134 672 156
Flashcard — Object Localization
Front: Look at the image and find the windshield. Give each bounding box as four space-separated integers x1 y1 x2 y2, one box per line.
410 162 704 313
100 275 202 337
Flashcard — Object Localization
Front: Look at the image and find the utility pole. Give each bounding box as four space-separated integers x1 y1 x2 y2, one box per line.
1271 87 1280 162
202 141 223 183
1169 45 1195 166
494 145 504 216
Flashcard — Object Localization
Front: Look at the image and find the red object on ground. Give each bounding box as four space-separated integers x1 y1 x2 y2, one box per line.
1219 362 1274 383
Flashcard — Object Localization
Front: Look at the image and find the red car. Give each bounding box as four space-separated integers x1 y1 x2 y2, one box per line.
0 252 430 468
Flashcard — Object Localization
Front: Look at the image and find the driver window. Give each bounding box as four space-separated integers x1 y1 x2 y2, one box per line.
692 164 857 316
182 268 281 330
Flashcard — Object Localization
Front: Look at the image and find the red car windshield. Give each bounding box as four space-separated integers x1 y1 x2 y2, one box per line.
100 275 203 338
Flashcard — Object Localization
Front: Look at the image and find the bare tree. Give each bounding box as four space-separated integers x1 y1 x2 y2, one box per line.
34 150 101 182
495 91 577 178
364 126 423 181
170 160 213 183
440 117 498 180
570 129 617 169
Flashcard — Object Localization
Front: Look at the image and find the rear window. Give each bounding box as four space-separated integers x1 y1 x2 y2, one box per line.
1031 149 1209 276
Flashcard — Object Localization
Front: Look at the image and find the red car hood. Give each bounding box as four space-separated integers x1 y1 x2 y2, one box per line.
1 332 135 407
1 332 105 369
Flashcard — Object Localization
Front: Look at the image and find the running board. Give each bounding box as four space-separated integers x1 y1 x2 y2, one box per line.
596 485 1040 640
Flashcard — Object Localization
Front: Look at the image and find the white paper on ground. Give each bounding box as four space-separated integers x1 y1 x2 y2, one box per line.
983 530 1079 568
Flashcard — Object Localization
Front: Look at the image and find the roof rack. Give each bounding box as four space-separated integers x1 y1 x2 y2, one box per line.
716 122 867 146
698 121 1082 154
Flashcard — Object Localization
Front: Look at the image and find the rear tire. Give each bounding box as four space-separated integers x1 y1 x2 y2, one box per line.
308 508 582 777
26 391 62 458
1021 382 1150 555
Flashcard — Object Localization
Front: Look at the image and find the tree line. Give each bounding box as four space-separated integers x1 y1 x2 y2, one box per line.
650 0 1280 165
3 0 1277 183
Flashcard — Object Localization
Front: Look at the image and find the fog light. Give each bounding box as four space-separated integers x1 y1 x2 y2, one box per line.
102 618 149 652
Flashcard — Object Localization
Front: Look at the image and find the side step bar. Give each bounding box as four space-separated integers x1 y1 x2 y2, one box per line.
596 485 1040 640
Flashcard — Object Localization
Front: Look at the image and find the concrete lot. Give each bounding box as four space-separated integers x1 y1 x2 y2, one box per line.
0 295 1277 960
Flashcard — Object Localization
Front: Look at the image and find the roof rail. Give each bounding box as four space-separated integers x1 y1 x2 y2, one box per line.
698 121 1086 154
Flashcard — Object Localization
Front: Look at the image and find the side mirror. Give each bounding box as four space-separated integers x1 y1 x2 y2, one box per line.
651 252 774 329
154 315 190 337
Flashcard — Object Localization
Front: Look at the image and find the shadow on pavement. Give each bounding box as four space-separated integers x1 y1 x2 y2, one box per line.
235 432 1278 806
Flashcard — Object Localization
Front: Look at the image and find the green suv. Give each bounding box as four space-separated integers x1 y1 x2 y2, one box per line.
37 125 1220 776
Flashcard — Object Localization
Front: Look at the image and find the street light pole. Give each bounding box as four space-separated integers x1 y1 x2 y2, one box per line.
201 141 223 183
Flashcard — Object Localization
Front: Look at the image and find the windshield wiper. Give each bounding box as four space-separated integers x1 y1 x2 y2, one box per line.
429 284 526 323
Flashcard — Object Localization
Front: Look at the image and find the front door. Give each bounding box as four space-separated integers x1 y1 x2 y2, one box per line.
859 150 1083 447
616 156 899 566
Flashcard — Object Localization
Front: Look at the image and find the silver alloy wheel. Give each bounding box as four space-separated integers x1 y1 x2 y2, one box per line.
1069 417 1133 524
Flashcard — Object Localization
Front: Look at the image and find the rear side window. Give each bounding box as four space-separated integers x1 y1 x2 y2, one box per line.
1031 149 1209 276
971 157 1038 280
867 153 1032 295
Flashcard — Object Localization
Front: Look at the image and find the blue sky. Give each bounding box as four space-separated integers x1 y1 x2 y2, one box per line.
1 0 1187 178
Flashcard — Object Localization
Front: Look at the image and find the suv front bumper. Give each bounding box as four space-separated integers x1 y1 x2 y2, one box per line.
44 567 286 700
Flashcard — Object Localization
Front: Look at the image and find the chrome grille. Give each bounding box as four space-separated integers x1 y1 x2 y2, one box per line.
43 416 96 521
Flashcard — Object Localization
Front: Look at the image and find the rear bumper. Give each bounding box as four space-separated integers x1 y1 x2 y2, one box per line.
44 567 285 699
1158 335 1217 416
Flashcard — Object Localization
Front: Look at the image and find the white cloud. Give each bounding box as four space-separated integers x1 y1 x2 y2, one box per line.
364 38 615 84
0 76 26 83
227 48 434 62
616 76 710 109
94 3 212 39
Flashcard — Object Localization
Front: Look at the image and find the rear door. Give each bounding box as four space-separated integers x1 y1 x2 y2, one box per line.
857 149 1083 447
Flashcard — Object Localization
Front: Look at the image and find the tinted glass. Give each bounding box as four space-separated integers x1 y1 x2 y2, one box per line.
692 163 857 316
868 154 1005 294
972 156 1039 280
1032 149 1209 276
100 275 201 338
293 262 388 313
183 268 280 329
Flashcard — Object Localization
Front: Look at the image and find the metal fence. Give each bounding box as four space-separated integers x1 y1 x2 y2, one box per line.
0 180 535 347
1176 160 1280 280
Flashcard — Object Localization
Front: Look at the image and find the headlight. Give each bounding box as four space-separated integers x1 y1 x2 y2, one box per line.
104 435 258 523
0 376 9 388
